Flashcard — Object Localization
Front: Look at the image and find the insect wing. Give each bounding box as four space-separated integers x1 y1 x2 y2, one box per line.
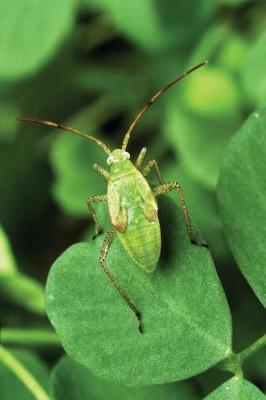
135 171 158 222
107 181 127 232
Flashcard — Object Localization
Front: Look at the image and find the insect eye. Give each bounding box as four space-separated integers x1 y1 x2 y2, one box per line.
107 155 118 165
107 156 114 165
122 151 130 159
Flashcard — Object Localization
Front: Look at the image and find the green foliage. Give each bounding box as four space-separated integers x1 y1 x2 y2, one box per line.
218 110 266 307
50 102 111 216
51 355 199 399
163 66 242 188
0 224 17 273
243 28 266 107
0 0 76 80
182 67 240 118
0 225 45 314
46 197 231 386
204 377 266 399
163 164 230 263
215 0 246 4
1 0 266 398
87 0 214 52
0 349 49 400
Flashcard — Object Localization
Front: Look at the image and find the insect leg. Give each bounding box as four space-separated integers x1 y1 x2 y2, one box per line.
142 159 164 185
135 147 147 169
153 182 206 246
100 228 143 333
93 163 110 181
87 194 107 240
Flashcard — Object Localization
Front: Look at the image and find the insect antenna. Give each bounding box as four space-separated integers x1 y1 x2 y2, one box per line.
122 60 208 151
17 116 111 155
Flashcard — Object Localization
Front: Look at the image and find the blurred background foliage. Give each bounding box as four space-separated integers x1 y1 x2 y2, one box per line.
0 0 266 397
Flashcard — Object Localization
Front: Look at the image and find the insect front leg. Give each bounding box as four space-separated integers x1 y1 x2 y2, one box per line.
153 182 207 246
135 147 147 169
100 228 143 334
93 163 110 181
142 159 164 185
87 194 107 240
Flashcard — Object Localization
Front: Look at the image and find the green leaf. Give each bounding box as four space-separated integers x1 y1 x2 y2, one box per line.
86 0 214 52
204 377 266 399
181 67 241 119
0 349 49 400
242 29 266 106
51 134 106 216
0 224 17 273
217 34 248 73
0 103 19 142
0 273 45 314
217 110 266 307
46 196 232 386
0 0 76 80
51 355 199 400
0 225 45 314
163 66 242 188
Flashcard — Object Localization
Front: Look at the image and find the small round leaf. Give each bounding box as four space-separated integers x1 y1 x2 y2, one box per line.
46 197 232 385
204 377 266 399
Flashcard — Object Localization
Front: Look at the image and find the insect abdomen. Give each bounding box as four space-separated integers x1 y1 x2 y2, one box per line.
108 162 161 272
117 206 161 273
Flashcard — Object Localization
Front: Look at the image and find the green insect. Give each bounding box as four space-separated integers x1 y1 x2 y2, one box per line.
19 61 207 333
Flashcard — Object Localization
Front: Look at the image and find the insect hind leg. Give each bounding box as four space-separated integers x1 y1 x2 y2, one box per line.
153 182 208 247
100 228 143 334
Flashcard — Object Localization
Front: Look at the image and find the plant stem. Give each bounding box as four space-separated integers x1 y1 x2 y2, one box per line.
0 345 52 400
0 328 60 347
239 334 266 364
218 333 266 376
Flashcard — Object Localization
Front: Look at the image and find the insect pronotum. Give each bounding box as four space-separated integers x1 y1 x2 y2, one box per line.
19 61 208 334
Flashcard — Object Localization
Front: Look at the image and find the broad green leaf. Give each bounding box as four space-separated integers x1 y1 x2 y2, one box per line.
46 196 232 386
51 355 199 400
0 0 76 80
0 224 45 314
0 349 49 400
163 66 242 188
242 29 266 106
204 377 266 399
0 224 17 273
217 110 266 307
87 0 214 52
